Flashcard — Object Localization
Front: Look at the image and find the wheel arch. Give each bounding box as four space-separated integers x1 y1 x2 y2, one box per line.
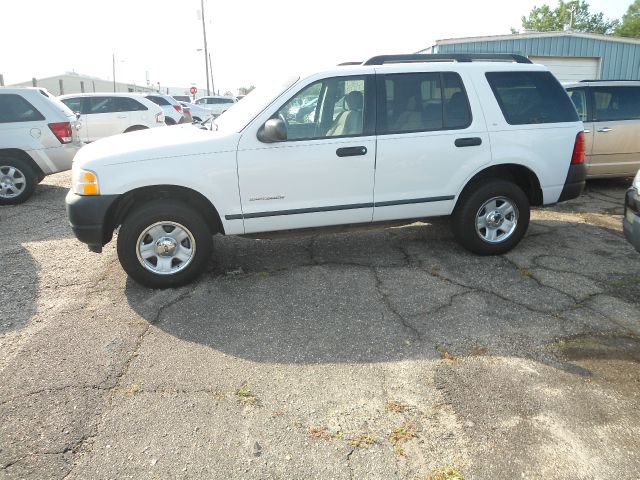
0 148 46 181
124 125 149 133
455 163 543 211
105 185 224 242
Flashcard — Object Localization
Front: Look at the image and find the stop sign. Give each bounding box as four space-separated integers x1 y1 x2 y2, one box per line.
190 86 197 95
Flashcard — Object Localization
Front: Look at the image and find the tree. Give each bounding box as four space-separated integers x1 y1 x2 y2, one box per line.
615 0 640 37
518 1 619 34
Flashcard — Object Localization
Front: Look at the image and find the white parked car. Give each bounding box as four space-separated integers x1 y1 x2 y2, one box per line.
194 95 237 117
1 87 83 204
66 54 586 288
59 93 165 143
179 102 212 123
144 93 185 125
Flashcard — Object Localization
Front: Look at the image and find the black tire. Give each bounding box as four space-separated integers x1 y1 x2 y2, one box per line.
165 117 176 125
0 156 37 205
193 116 202 123
124 125 148 133
451 179 530 255
117 200 212 288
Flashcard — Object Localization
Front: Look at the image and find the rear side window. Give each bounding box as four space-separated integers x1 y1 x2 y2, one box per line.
87 97 118 114
592 87 640 121
116 97 148 112
0 94 45 123
486 71 578 125
379 72 471 134
61 97 83 114
146 95 170 106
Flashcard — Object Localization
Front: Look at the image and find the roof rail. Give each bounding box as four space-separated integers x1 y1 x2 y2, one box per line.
337 61 362 66
362 53 532 65
578 79 636 82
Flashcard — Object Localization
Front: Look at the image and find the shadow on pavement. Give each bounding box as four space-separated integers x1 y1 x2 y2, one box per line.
0 246 39 334
124 215 640 369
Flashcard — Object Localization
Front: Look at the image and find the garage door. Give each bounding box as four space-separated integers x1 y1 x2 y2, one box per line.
529 56 600 82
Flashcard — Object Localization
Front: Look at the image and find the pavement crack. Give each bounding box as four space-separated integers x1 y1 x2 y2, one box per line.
372 266 422 340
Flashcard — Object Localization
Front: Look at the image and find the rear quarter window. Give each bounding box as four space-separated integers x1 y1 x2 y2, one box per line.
486 71 578 125
146 95 170 106
0 94 45 123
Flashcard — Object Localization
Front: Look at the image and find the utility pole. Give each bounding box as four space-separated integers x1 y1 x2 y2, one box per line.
209 52 215 96
112 53 116 92
200 0 210 96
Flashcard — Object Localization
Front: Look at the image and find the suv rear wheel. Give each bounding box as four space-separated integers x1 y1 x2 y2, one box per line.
117 200 212 288
0 156 37 205
451 179 530 255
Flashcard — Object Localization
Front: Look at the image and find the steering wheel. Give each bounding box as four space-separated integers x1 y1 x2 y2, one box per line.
277 112 289 129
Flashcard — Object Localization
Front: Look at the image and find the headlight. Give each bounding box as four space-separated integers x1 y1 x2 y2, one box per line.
633 170 640 191
72 168 100 195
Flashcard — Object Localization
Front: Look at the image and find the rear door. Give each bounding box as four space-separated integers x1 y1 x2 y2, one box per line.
85 96 129 141
373 68 491 222
589 86 640 177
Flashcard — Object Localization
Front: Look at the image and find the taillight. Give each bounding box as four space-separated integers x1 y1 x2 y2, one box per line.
48 122 73 144
571 131 586 165
173 104 182 113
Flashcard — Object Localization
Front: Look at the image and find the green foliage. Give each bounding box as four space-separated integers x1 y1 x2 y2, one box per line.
615 0 640 37
519 1 619 34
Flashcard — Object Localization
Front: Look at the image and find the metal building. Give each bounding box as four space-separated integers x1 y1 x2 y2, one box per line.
419 31 640 82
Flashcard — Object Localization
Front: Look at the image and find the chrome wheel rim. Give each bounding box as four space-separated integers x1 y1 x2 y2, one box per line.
136 221 196 275
0 166 27 199
475 196 519 244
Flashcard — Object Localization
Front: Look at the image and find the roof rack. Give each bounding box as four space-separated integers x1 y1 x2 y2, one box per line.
362 54 532 65
337 62 362 66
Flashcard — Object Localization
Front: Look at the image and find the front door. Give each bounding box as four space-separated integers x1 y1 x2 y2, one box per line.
236 75 376 234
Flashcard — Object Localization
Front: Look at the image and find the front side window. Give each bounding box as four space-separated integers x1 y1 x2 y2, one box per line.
566 88 588 122
486 71 578 125
592 87 640 121
379 72 471 134
0 94 45 123
276 76 370 141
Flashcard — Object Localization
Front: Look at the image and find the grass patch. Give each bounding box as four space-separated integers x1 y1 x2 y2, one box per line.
386 400 408 413
390 423 417 446
426 465 465 480
236 385 259 406
436 346 458 362
308 426 332 441
348 434 375 449
517 268 534 278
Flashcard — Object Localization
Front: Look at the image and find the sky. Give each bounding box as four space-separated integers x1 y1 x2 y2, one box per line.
0 0 633 96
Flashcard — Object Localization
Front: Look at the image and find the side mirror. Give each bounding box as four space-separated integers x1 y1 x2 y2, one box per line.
257 118 287 143
75 112 81 120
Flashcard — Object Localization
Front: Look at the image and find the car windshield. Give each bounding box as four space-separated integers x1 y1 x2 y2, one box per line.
214 75 299 133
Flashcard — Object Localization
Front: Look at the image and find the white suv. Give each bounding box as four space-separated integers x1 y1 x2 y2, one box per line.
194 95 237 117
66 54 586 288
58 93 165 143
1 87 83 204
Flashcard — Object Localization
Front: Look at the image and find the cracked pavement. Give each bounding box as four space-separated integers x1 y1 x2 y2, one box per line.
1 173 639 479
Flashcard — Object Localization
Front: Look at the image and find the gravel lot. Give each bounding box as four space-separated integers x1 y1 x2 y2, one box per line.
1 172 639 479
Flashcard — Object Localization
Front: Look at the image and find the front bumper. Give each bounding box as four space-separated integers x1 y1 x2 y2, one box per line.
65 191 119 252
623 187 640 253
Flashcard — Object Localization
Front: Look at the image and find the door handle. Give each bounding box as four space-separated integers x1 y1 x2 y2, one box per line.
583 129 591 133
597 127 612 133
336 146 367 157
454 137 482 147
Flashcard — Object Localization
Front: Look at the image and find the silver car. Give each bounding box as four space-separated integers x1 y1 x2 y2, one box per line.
566 81 640 178
0 87 83 204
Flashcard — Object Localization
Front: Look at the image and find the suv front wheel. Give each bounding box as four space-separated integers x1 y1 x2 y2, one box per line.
117 200 212 288
451 179 530 255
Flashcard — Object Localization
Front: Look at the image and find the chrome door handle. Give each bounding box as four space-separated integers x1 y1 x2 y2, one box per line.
583 129 591 133
597 127 612 132
117 115 127 119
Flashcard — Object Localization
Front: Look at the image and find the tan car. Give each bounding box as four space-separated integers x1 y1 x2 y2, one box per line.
566 81 640 178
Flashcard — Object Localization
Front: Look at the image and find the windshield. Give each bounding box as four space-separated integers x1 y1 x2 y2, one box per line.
214 75 299 133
